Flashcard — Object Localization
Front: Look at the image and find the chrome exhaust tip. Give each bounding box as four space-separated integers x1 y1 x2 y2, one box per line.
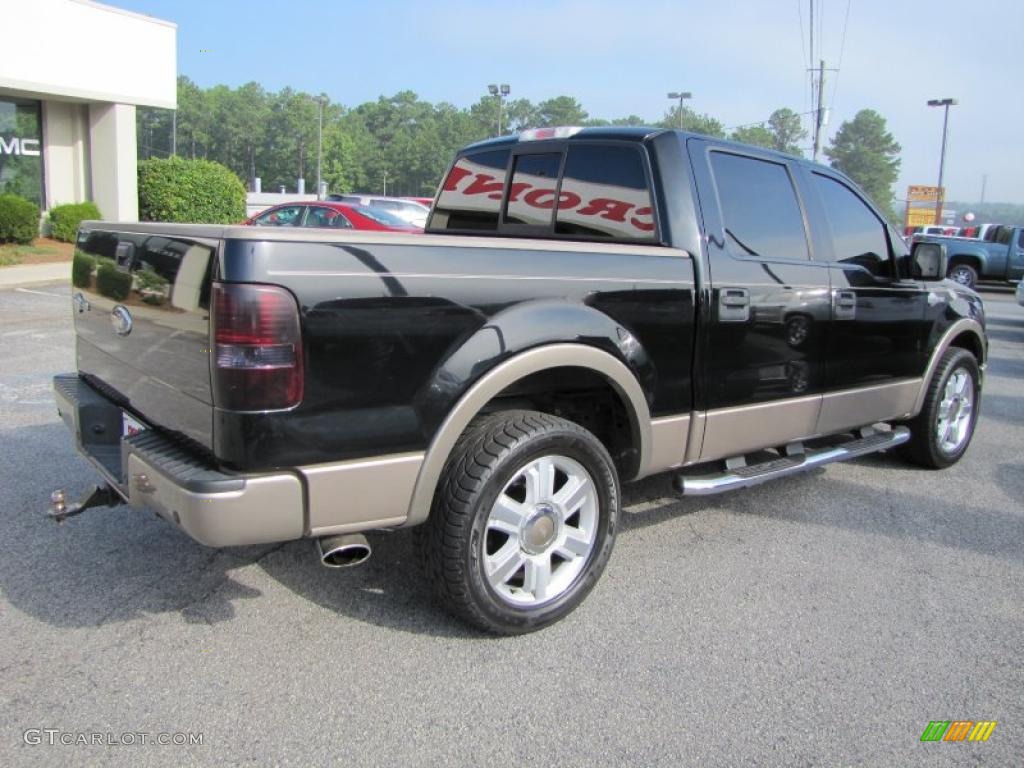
316 533 372 568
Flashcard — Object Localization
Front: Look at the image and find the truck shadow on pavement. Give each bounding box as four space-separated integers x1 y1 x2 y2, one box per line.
2 421 1020 638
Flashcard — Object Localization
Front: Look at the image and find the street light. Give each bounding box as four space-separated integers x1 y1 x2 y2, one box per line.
927 97 958 224
309 95 326 199
667 91 692 130
488 83 510 136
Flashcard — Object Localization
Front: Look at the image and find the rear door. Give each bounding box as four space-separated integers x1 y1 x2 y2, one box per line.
687 140 833 460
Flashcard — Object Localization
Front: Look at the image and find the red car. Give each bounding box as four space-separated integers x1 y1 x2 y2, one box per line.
245 202 421 232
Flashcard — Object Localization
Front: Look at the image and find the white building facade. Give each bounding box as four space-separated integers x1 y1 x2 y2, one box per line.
0 0 176 221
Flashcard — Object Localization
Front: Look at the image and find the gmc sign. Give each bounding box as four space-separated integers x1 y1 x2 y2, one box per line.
0 137 40 157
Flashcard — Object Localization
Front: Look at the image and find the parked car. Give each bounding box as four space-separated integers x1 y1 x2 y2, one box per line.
245 201 421 232
916 225 1024 288
326 194 430 227
54 127 986 634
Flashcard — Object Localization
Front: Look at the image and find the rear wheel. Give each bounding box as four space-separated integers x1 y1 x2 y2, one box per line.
419 410 619 634
947 262 978 289
900 348 980 468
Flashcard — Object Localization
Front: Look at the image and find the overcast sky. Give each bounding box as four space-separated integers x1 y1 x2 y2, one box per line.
117 0 1024 205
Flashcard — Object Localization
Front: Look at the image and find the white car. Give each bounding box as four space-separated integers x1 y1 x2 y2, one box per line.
1016 279 1024 306
327 195 429 228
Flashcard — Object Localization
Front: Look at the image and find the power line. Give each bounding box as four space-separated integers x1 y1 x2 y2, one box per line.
829 0 852 112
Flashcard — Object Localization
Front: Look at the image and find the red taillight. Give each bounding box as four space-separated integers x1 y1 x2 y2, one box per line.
212 282 303 411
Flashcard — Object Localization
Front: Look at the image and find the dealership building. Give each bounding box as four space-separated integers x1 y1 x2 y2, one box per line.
0 0 176 221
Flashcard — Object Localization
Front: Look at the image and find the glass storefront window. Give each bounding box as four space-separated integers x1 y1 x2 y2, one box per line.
0 98 43 206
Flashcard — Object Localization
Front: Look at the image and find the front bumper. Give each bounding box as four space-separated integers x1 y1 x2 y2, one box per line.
53 374 304 547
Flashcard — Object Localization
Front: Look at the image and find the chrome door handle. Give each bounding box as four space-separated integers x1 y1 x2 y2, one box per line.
718 288 750 322
833 290 857 320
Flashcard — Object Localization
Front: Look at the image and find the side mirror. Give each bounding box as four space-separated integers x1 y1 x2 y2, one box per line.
911 241 947 281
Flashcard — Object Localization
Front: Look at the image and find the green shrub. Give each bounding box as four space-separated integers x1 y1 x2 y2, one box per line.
72 250 96 288
48 202 102 242
96 261 132 300
138 157 246 223
0 194 40 244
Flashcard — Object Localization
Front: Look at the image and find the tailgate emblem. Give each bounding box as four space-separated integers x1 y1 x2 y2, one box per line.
111 305 133 336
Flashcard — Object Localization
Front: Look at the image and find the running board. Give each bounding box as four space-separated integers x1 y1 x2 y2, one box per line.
674 426 910 496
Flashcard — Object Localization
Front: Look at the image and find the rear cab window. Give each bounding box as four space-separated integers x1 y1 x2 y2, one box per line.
428 140 659 243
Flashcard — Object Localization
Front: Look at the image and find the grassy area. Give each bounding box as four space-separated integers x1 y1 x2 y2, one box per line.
0 239 74 267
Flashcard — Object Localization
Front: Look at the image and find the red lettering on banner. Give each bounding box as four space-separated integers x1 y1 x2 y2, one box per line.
556 191 582 210
506 182 530 202
463 174 506 199
630 206 655 232
524 189 558 209
442 166 472 191
577 198 633 222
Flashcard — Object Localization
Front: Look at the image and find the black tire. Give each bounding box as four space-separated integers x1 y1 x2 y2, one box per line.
417 410 620 635
947 262 978 289
900 348 980 468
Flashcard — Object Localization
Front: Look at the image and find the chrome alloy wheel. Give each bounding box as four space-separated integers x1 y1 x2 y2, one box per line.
483 455 598 607
935 367 974 454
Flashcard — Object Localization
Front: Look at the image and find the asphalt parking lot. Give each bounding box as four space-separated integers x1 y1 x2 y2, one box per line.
1 281 1021 766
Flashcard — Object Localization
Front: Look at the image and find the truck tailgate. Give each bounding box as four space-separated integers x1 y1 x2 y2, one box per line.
73 227 217 449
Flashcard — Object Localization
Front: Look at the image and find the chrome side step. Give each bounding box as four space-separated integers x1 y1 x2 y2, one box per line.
674 426 910 496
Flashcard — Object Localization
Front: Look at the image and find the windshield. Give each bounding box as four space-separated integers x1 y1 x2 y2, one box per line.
353 205 413 226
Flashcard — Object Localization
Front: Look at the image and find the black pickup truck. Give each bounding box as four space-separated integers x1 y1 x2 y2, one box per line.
53 127 987 634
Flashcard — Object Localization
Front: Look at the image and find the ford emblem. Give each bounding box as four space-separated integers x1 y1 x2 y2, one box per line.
111 305 133 336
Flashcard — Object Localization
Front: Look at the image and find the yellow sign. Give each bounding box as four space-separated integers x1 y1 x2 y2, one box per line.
906 207 937 227
908 185 942 202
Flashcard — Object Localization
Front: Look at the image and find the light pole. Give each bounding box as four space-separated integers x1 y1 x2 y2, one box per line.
488 83 510 136
667 91 691 130
310 95 326 199
927 98 957 224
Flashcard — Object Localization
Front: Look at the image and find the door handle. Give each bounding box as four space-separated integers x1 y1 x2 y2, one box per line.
718 288 750 322
833 290 857 320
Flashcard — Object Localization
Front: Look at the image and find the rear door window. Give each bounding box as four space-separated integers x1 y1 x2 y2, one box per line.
555 145 656 241
710 151 809 261
430 148 510 231
254 205 303 226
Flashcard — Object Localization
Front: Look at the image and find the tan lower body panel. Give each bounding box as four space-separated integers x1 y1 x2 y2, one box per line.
699 395 822 463
817 378 921 435
303 452 425 536
645 414 690 475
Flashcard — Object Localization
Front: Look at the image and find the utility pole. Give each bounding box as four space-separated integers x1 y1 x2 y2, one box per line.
980 173 987 205
171 110 177 157
812 60 825 162
927 98 958 224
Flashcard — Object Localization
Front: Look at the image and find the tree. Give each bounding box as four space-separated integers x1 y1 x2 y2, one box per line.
659 106 725 138
536 96 588 127
825 109 901 219
730 124 774 149
767 108 806 155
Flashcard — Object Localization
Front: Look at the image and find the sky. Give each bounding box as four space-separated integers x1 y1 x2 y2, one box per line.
115 0 1024 206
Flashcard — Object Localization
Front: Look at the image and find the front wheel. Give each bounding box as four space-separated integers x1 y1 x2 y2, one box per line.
419 410 620 634
900 348 980 468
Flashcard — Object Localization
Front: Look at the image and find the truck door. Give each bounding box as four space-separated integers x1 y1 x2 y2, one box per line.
686 140 833 461
800 169 929 433
1006 229 1024 281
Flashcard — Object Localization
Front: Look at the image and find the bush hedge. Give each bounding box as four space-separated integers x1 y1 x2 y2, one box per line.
96 261 132 300
71 250 96 288
0 194 40 244
49 202 102 242
138 157 246 223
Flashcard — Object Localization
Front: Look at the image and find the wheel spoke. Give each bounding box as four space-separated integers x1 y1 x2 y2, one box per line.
555 527 591 559
525 457 556 504
956 373 970 398
554 475 590 515
489 495 527 534
486 540 524 586
523 556 553 600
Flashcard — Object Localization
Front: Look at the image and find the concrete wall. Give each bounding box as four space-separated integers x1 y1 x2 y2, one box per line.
88 103 137 221
0 0 176 109
41 101 91 209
